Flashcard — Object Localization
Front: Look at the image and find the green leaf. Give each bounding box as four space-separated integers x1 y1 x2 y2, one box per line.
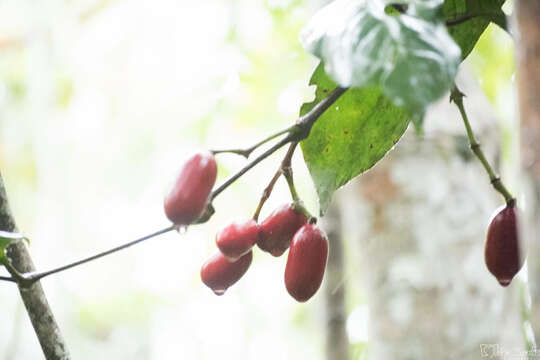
0 230 24 264
301 0 461 116
300 64 410 214
444 0 505 59
393 0 445 21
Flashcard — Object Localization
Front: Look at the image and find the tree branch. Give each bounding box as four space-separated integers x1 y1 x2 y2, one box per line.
24 225 174 283
0 172 71 360
210 86 348 201
211 125 296 158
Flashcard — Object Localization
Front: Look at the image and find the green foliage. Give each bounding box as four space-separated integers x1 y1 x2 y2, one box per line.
444 0 505 60
0 230 25 263
298 0 507 214
300 64 410 214
300 0 461 117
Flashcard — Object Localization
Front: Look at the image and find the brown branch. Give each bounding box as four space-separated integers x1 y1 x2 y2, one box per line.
210 86 347 200
0 173 70 359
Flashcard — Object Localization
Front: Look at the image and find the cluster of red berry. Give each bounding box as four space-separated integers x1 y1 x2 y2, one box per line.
163 152 329 302
161 149 525 296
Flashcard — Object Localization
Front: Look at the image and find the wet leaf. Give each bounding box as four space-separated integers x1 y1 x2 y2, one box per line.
300 64 410 214
301 0 461 116
444 0 506 60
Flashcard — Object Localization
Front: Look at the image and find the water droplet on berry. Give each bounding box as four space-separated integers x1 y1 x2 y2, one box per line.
177 225 188 235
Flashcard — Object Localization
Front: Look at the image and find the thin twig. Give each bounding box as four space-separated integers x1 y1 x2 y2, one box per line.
252 142 298 221
294 87 348 139
212 125 296 158
450 85 514 204
211 136 293 200
281 144 300 202
0 275 16 282
252 168 282 222
24 225 175 283
211 86 347 200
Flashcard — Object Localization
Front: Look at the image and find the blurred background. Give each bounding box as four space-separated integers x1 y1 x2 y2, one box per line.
0 0 524 359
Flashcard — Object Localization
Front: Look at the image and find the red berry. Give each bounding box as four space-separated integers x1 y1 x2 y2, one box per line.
201 251 252 295
164 152 217 225
258 203 307 257
216 219 259 262
284 223 328 302
485 202 524 287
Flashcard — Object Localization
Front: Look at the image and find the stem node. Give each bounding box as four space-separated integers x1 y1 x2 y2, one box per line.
490 176 501 185
452 84 515 204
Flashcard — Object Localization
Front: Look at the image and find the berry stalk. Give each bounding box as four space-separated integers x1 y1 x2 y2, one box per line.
252 168 282 222
252 142 298 221
282 162 299 203
211 125 296 158
451 85 515 204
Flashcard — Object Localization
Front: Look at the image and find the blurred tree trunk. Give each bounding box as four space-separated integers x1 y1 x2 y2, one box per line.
321 204 350 360
340 72 523 359
515 0 540 347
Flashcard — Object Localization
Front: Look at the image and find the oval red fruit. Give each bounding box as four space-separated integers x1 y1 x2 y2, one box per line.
284 223 328 302
201 251 252 295
216 219 259 261
164 152 217 225
485 202 524 287
258 203 307 257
